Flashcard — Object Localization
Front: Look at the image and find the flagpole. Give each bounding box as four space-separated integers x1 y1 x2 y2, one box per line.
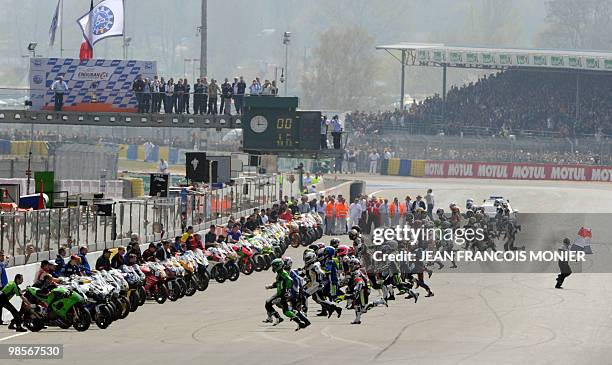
59 0 64 57
123 0 127 59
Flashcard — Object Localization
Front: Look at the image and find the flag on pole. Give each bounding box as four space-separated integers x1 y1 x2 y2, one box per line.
77 0 124 47
570 227 593 254
49 0 61 47
79 0 95 61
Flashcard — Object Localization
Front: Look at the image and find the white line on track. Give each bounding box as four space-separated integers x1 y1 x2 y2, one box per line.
257 330 312 348
320 326 381 350
0 332 29 342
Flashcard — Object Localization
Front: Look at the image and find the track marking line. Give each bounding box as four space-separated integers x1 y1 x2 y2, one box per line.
320 325 381 350
0 332 29 342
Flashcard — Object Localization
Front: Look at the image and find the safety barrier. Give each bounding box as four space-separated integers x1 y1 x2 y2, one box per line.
119 144 181 165
0 140 49 156
379 158 612 182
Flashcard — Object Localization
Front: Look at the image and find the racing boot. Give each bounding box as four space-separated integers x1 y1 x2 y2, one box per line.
292 317 307 331
351 309 362 324
272 313 284 326
262 313 274 323
316 304 329 317
296 312 311 328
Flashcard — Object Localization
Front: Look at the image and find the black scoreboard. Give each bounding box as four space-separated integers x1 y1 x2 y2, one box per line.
243 97 322 152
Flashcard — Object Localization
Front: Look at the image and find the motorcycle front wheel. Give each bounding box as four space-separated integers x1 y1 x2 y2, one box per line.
72 306 92 332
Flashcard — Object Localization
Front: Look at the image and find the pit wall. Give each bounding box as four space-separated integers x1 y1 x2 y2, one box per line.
380 159 612 182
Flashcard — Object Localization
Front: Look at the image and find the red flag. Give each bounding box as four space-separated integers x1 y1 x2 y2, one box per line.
37 182 45 210
79 0 94 61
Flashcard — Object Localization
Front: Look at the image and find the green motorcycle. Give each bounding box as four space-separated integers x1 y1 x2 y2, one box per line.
22 286 92 332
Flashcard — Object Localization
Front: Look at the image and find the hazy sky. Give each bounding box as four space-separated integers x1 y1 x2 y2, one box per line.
0 0 548 95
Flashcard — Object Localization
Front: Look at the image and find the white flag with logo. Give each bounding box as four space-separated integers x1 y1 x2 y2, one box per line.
77 0 124 46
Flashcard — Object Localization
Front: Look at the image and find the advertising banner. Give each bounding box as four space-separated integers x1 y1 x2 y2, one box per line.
423 160 612 182
29 57 157 112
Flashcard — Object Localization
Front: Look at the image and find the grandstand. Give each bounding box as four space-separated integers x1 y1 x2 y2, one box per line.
373 43 612 137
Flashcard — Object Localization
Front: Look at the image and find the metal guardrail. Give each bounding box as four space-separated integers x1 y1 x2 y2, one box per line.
0 174 281 265
0 109 242 129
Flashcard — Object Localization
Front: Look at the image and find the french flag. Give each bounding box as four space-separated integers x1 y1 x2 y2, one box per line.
571 227 593 254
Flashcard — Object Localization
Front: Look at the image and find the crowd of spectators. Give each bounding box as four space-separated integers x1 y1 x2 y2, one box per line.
347 69 612 138
131 75 279 115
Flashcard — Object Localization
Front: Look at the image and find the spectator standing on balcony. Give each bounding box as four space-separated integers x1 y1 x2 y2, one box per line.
221 78 232 115
271 80 279 96
51 76 69 111
152 76 161 113
320 116 329 149
261 80 273 95
132 75 145 113
193 79 203 115
142 78 152 113
208 79 220 115
249 79 261 95
183 78 191 114
201 77 209 115
158 77 166 112
331 115 343 149
233 76 246 114
165 79 174 114
175 79 185 114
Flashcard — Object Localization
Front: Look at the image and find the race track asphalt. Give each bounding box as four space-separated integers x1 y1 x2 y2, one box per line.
2 175 611 365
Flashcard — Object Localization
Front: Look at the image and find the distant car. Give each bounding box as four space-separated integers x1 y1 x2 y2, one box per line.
480 195 518 222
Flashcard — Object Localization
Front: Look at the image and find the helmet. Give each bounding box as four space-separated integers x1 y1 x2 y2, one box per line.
271 258 284 273
348 229 359 240
348 257 361 271
337 245 349 257
347 246 356 256
304 251 317 266
436 208 445 215
330 238 340 248
381 244 393 254
283 256 293 270
308 244 319 251
316 242 326 250
303 248 314 260
323 246 336 258
351 225 361 233
563 238 571 245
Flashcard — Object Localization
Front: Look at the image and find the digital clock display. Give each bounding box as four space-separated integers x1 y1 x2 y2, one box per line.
274 117 298 148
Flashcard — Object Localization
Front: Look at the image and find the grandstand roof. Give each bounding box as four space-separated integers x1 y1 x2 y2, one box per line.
376 43 612 72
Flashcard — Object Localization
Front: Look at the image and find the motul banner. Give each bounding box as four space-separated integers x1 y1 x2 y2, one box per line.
423 160 612 182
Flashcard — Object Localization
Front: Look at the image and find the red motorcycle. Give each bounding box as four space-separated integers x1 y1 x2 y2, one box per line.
140 263 169 304
233 244 255 275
